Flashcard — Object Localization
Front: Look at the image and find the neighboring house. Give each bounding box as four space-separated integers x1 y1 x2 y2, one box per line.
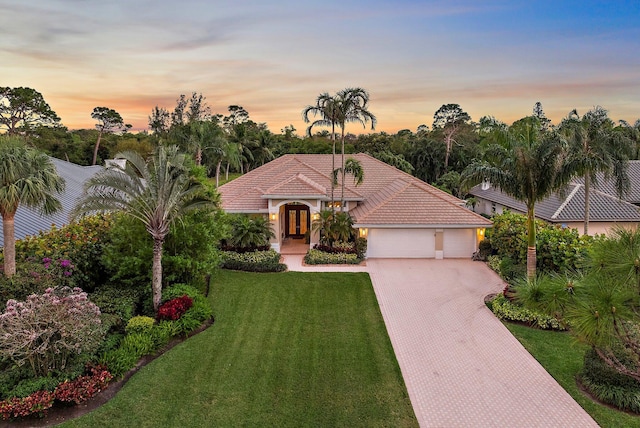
219 153 492 259
586 160 640 207
469 176 640 236
0 157 102 247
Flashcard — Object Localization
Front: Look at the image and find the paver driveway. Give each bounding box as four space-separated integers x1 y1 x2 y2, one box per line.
284 255 598 427
366 259 598 428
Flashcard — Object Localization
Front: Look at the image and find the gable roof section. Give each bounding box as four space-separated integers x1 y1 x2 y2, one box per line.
469 182 640 222
577 160 640 205
0 157 103 247
219 153 492 227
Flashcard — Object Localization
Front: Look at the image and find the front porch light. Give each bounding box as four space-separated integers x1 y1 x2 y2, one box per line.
359 228 368 238
270 213 277 221
312 213 320 221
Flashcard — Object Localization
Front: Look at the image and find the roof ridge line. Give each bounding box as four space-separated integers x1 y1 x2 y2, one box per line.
551 184 581 219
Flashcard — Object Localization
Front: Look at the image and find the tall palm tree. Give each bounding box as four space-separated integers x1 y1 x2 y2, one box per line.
334 88 376 211
72 145 214 311
560 107 632 235
0 138 65 277
302 93 340 211
462 116 571 279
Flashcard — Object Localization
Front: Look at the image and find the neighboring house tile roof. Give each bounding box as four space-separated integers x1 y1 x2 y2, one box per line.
0 157 102 247
220 153 492 228
469 181 640 222
574 160 640 205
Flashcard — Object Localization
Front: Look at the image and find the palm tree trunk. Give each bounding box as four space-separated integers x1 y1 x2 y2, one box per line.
340 128 346 212
526 205 537 280
92 131 103 166
584 174 590 236
330 123 336 214
152 238 164 312
2 213 16 277
195 146 202 166
216 161 222 188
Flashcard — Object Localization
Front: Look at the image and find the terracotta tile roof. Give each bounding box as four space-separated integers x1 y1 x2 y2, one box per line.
219 153 492 227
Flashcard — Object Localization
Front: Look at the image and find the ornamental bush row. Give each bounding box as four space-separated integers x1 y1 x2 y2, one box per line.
100 284 212 378
220 249 287 272
488 294 566 331
304 249 361 265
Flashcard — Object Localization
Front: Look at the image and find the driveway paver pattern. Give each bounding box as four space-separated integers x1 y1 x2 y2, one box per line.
284 255 599 428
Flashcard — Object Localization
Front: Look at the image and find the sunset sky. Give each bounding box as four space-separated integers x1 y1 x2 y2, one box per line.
2 0 638 135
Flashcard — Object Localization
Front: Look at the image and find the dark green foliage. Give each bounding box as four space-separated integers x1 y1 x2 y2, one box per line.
102 209 223 289
488 211 592 274
220 250 287 272
304 249 362 265
489 294 566 330
355 237 368 259
90 285 142 329
582 348 640 413
224 214 275 251
7 214 113 291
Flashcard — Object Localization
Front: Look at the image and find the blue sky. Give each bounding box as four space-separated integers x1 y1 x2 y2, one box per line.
1 0 638 133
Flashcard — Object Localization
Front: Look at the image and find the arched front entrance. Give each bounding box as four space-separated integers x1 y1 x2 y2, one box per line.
283 202 310 239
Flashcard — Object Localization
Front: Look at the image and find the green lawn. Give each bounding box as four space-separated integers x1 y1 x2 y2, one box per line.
62 270 417 427
505 323 640 428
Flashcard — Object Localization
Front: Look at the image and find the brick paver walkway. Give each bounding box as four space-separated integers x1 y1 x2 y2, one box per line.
284 255 599 427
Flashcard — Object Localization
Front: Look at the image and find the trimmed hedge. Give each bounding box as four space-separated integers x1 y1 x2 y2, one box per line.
304 249 362 265
488 294 566 330
220 249 287 272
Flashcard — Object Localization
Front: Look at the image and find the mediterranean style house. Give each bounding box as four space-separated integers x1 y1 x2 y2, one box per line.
219 153 492 259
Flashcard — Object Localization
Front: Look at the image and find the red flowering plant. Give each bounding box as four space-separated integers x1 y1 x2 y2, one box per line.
54 365 113 405
157 295 193 321
0 390 55 420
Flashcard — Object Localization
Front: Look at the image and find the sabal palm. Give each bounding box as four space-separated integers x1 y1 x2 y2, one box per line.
462 116 571 279
334 88 376 211
560 107 632 235
72 145 213 311
0 138 65 277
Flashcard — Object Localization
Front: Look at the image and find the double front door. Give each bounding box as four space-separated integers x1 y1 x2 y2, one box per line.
285 205 309 238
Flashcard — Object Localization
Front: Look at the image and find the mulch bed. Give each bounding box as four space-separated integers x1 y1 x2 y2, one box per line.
1 319 214 428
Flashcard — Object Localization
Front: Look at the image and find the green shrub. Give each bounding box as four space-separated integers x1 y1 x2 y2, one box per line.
487 211 592 274
355 237 368 259
220 249 287 272
150 322 177 348
90 285 142 328
6 214 113 291
120 332 156 358
304 249 361 265
489 294 566 330
162 283 200 301
103 211 224 289
100 347 140 378
125 316 156 334
581 348 640 413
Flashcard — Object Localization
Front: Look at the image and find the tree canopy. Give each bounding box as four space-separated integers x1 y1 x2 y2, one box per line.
0 87 60 135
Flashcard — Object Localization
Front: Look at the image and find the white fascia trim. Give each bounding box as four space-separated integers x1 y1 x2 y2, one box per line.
262 194 330 200
224 209 269 214
353 223 493 229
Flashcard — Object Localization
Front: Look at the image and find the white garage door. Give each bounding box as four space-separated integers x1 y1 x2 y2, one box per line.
368 228 435 258
443 229 476 258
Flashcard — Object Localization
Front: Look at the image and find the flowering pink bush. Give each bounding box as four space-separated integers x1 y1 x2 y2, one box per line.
157 295 193 321
0 287 104 377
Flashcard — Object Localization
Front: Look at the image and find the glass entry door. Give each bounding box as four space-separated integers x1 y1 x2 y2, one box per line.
285 204 309 238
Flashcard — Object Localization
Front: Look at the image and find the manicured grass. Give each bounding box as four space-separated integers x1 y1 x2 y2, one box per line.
505 322 640 428
62 271 417 427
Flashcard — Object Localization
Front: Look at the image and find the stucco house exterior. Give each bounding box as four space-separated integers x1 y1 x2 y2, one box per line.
219 153 492 259
0 157 102 247
469 161 640 236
